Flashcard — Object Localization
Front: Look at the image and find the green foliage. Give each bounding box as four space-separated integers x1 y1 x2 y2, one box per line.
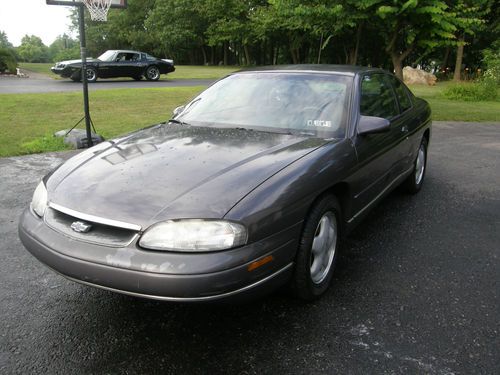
482 49 500 85
0 48 17 73
17 35 50 63
443 80 498 101
0 31 13 49
59 0 492 72
49 34 80 62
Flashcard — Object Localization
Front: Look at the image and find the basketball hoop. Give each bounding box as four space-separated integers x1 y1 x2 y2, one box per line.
83 0 113 22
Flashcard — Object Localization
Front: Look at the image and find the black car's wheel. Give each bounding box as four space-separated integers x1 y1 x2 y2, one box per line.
70 76 80 82
133 75 142 81
403 137 428 194
145 66 160 81
86 67 98 83
291 195 341 301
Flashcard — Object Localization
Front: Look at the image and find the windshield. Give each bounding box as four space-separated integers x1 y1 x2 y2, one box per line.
97 50 116 61
177 72 352 137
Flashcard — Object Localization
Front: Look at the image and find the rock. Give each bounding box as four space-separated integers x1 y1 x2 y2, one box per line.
54 129 104 149
403 66 437 86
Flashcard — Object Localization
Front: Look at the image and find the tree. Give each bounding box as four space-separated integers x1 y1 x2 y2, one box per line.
449 0 488 81
0 48 17 73
0 31 13 49
145 0 208 63
49 34 80 62
17 35 50 63
372 0 462 79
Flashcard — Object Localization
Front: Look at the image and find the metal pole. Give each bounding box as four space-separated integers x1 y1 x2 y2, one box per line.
78 5 93 148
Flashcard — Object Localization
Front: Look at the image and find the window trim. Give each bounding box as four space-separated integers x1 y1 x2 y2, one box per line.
386 74 414 116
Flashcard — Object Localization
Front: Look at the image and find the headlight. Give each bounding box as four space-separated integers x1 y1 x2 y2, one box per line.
139 219 247 252
31 181 48 217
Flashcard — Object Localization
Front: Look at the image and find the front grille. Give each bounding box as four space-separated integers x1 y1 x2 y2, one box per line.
44 207 138 247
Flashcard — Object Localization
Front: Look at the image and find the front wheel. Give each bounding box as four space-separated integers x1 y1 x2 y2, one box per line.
291 195 341 301
85 67 97 83
145 66 160 81
402 137 428 194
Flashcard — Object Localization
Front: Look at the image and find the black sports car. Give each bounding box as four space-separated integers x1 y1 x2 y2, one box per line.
51 50 175 82
20 65 431 302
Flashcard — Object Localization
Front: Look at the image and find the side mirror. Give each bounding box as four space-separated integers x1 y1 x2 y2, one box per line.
357 115 390 135
172 105 185 117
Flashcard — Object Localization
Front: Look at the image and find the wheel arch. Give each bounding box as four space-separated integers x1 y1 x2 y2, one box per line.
423 128 430 144
302 181 352 238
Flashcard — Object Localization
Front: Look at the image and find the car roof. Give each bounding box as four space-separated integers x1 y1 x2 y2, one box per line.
237 64 388 77
106 50 144 54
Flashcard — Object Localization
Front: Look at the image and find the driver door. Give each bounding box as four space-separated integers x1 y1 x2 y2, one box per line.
349 73 404 216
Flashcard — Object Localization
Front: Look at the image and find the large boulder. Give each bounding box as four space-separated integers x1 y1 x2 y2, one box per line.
54 129 104 149
403 66 437 86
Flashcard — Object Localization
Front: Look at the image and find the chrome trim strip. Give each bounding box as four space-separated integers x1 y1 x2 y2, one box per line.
61 263 294 302
348 166 413 224
48 202 142 231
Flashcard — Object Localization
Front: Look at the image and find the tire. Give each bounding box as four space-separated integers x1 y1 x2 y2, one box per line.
133 75 142 81
291 195 341 301
145 65 160 81
70 77 80 82
85 67 97 83
402 137 428 194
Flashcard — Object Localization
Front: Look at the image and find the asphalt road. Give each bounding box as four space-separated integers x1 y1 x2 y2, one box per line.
0 75 214 94
1 122 499 374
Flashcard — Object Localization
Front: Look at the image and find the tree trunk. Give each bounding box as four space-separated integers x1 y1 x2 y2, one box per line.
317 33 323 64
392 53 403 80
442 46 450 71
243 44 250 65
453 35 465 81
223 42 228 66
201 46 207 65
352 22 363 65
290 44 298 64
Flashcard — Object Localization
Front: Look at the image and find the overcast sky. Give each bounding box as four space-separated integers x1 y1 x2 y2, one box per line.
1 1 75 46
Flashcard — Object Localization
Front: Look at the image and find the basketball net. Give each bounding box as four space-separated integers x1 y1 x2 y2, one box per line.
83 0 113 22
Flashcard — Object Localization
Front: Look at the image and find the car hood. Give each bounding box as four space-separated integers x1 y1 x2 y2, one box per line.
46 124 332 229
57 58 98 65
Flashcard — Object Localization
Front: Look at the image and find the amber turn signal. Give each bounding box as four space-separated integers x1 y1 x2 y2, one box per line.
247 255 274 272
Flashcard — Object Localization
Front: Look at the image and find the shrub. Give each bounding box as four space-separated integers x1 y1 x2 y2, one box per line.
482 49 500 86
0 48 17 74
443 79 498 102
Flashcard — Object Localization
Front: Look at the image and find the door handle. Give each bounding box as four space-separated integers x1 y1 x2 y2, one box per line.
401 125 409 133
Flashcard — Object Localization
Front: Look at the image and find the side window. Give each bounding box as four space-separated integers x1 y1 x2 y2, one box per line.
360 74 399 119
387 75 412 112
126 53 140 61
115 53 126 62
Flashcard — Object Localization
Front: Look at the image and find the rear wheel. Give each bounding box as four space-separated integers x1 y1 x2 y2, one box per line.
145 66 160 81
291 195 341 301
403 137 428 194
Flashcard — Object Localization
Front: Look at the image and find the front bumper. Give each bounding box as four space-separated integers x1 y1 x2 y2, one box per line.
19 208 297 302
51 66 78 78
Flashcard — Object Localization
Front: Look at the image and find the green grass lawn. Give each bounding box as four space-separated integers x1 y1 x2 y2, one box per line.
408 82 500 122
19 63 59 78
19 62 238 80
0 86 203 157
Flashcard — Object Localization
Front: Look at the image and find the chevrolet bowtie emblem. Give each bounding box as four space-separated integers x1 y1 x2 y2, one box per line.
71 221 92 233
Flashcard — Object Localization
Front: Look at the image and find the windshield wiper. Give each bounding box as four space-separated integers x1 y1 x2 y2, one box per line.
167 118 190 126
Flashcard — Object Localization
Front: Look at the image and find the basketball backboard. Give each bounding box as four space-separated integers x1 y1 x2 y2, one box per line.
46 0 127 9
